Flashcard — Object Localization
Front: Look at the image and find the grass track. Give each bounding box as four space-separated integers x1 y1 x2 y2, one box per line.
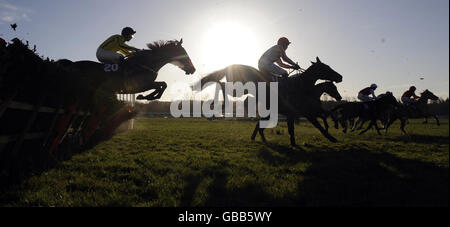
1 118 448 207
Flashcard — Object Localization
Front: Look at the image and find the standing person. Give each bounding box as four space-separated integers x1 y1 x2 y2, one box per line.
358 84 378 102
96 27 140 64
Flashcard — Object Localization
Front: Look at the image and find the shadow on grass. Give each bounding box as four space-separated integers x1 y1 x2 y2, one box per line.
189 143 448 207
384 134 449 145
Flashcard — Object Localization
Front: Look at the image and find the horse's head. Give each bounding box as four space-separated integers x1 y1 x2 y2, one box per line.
421 89 439 101
322 82 342 101
145 39 196 75
306 57 343 83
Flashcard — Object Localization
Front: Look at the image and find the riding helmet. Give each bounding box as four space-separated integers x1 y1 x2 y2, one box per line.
370 83 378 88
410 86 416 91
278 37 291 46
122 27 136 37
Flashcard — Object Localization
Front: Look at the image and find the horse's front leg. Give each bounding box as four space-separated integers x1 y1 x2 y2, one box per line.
287 117 297 146
400 118 407 134
307 116 338 143
320 114 329 132
251 122 260 141
251 121 268 143
373 120 382 135
137 82 167 101
385 115 397 136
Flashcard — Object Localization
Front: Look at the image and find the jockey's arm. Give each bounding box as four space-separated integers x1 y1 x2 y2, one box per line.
280 51 297 66
119 49 132 56
120 43 139 52
371 90 377 99
413 93 420 99
275 59 295 69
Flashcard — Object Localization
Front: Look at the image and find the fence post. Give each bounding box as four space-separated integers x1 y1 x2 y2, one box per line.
10 92 47 173
0 89 18 119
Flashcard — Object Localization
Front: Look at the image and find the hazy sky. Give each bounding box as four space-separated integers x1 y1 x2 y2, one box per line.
1 0 448 101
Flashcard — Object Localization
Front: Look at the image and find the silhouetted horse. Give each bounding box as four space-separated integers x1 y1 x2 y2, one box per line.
329 101 363 133
57 39 195 101
195 57 342 103
385 89 440 135
355 93 400 135
252 72 343 146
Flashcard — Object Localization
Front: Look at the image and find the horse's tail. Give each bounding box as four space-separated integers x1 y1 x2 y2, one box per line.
193 68 227 89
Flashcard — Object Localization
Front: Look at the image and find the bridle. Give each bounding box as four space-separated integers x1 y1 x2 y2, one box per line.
288 62 306 76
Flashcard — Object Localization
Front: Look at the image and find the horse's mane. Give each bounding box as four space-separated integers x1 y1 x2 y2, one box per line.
146 40 178 52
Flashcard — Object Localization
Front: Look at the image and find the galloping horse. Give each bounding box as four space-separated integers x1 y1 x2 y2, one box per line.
252 71 343 146
356 93 400 135
195 57 342 102
57 39 195 101
194 57 343 146
385 89 440 134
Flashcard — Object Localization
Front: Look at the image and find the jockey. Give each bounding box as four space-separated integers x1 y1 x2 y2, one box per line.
358 84 378 102
401 86 420 104
258 37 301 79
96 27 140 64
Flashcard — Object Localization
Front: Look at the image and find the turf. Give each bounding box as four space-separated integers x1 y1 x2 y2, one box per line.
1 117 448 207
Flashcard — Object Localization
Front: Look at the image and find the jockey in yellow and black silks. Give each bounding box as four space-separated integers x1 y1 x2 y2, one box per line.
96 27 140 64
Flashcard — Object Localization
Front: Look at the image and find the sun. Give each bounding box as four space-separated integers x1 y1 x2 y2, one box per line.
201 21 260 72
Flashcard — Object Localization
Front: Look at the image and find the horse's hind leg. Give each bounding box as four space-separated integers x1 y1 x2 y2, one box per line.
251 122 259 141
357 119 366 130
342 119 348 133
351 118 361 132
434 115 440 126
259 128 267 144
373 120 382 135
359 120 374 135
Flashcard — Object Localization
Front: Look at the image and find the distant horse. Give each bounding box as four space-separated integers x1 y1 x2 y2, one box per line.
194 57 342 102
57 39 195 101
355 93 400 135
252 80 343 146
329 102 363 133
385 89 440 135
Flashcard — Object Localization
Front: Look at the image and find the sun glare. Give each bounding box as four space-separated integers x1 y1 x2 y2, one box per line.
201 22 260 72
